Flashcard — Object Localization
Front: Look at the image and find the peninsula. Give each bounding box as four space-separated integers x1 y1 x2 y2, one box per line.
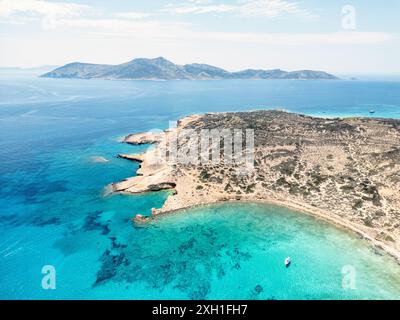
111 110 400 260
41 57 338 80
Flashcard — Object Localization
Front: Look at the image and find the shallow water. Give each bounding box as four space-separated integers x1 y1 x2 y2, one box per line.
1 74 400 299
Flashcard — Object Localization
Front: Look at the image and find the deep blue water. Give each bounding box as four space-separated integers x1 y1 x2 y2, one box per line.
1 74 400 299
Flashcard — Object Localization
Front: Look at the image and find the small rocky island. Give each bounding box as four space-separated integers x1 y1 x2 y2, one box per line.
111 110 400 260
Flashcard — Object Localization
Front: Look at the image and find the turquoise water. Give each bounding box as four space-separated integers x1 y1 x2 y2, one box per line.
1 74 400 299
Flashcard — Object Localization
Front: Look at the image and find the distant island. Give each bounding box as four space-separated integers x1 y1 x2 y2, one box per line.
41 57 338 80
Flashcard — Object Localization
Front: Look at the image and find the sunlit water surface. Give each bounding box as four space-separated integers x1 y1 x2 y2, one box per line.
1 75 400 299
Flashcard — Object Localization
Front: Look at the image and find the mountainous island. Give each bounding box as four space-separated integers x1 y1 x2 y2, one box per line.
111 110 400 261
41 57 338 80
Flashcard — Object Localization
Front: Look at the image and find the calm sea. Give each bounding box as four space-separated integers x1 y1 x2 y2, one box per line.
1 74 400 299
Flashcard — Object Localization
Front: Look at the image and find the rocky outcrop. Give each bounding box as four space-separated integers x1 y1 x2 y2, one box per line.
132 214 150 224
148 182 176 191
117 154 145 162
123 132 163 145
112 138 175 193
111 169 174 193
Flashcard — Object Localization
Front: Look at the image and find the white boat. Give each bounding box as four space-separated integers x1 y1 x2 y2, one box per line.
369 109 375 114
285 257 291 268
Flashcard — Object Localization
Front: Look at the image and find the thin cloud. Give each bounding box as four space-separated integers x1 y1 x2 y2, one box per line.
46 15 392 46
164 3 234 14
196 31 394 45
47 17 190 39
163 0 317 19
0 0 393 47
114 12 154 20
0 0 90 18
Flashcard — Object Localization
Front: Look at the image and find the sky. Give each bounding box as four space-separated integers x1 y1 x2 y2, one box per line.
0 0 399 74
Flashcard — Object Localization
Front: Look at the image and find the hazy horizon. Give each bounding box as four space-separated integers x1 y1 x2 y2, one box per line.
1 1 399 74
3 59 400 80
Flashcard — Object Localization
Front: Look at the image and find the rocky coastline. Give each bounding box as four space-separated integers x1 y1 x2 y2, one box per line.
111 110 400 261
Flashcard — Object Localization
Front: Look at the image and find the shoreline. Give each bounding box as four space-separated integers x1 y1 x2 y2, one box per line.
112 110 400 263
149 197 400 264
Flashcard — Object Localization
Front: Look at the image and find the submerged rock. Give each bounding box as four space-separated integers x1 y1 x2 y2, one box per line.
90 156 109 163
93 249 129 286
82 210 110 235
255 285 263 294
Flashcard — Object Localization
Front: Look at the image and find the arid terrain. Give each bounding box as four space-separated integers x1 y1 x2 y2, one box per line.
111 110 400 260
